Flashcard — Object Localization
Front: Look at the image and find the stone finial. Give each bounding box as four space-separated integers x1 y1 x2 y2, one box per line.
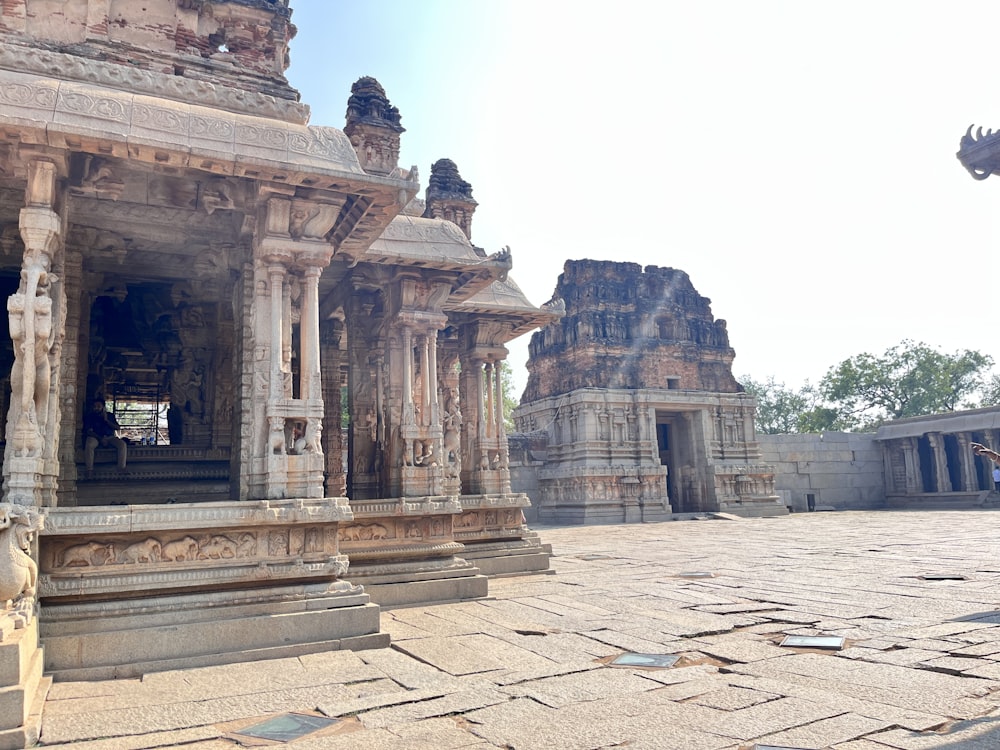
422 159 478 240
344 77 404 176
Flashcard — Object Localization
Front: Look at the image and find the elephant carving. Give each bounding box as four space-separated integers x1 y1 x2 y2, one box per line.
118 538 162 564
59 541 115 567
161 536 199 562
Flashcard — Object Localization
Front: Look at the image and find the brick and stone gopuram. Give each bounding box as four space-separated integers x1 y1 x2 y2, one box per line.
514 260 783 523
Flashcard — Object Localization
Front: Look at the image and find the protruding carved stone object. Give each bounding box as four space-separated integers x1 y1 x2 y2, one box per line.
344 77 404 176
423 158 478 240
0 504 43 620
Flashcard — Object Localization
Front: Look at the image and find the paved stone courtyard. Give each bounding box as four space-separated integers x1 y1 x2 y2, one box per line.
36 510 1000 749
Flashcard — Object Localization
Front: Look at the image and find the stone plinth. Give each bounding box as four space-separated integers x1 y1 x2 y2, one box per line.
0 619 49 750
38 499 387 679
340 495 487 606
453 493 551 576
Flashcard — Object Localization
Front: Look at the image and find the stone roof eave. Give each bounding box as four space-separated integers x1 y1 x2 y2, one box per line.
0 67 419 262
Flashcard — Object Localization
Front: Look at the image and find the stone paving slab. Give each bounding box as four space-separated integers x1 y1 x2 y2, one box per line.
724 672 948 731
37 510 1000 749
390 637 507 676
754 712 893 747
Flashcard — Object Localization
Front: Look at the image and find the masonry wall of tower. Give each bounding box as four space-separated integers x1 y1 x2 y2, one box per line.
0 0 305 120
522 260 740 402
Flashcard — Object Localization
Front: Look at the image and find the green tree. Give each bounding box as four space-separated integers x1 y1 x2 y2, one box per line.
739 375 809 434
500 362 518 432
817 340 993 431
976 372 1000 408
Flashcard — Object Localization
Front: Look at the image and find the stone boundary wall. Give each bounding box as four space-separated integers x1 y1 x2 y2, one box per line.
512 431 887 518
758 432 884 512
508 432 547 523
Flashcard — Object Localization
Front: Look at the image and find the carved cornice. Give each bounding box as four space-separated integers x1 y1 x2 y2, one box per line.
41 498 353 535
0 45 309 124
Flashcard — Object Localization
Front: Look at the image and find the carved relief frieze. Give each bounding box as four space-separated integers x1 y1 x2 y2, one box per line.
292 126 362 166
0 48 310 123
57 84 132 129
44 523 344 575
0 72 58 113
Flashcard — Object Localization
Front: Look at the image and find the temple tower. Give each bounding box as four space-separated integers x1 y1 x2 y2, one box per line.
344 77 406 176
516 260 782 522
423 159 478 240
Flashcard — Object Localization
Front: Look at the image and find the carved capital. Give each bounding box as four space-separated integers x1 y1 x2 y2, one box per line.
18 207 61 257
24 159 57 208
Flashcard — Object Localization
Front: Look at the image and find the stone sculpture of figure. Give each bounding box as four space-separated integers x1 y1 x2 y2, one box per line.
171 356 206 423
0 503 43 618
7 249 55 456
304 418 321 454
415 440 436 466
442 387 462 476
268 416 285 455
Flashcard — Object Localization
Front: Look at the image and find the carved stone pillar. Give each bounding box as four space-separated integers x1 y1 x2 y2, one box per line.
346 292 383 501
4 159 64 507
320 319 346 497
300 266 322 402
458 353 482 492
55 249 83 507
462 354 510 495
927 432 951 493
956 433 977 493
427 331 439 427
268 263 287 400
249 192 337 500
484 361 495 439
903 437 921 494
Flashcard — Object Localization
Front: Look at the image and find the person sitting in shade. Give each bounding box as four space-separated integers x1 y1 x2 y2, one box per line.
288 421 307 455
83 397 127 474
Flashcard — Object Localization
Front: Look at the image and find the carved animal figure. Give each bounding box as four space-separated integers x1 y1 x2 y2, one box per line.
0 504 42 602
118 538 162 564
59 541 115 567
199 535 237 560
358 523 388 541
236 533 257 558
161 536 199 562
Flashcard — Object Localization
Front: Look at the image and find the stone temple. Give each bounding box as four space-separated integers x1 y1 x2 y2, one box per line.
513 260 782 524
0 0 559 743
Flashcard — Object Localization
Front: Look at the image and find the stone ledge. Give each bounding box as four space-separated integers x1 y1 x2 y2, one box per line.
42 498 354 534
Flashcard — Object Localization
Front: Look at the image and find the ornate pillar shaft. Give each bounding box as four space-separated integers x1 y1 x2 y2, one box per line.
402 327 413 418
494 359 505 442
475 360 486 444
300 267 321 401
927 433 951 493
484 362 494 439
903 437 921 494
420 334 430 426
957 433 977 493
268 265 284 400
428 331 439 423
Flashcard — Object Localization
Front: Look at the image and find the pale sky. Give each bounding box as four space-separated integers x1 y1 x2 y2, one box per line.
286 1 1000 396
